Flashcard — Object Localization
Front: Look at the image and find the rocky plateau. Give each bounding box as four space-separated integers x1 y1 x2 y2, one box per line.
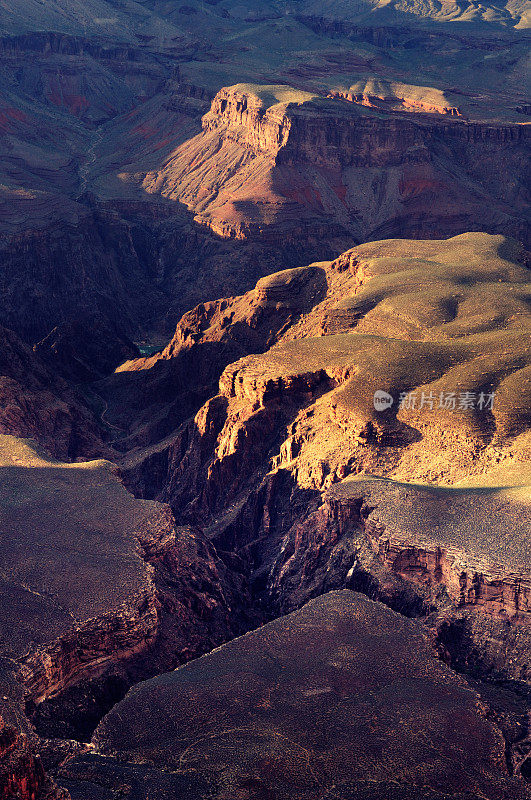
0 0 529 797
1 231 530 798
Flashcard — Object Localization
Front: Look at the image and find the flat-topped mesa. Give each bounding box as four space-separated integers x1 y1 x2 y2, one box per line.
156 235 530 687
0 436 235 722
201 85 426 167
141 84 529 249
200 85 528 172
0 438 163 706
201 85 293 157
82 591 529 800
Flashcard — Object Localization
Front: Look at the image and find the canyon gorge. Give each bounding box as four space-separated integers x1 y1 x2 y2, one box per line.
0 0 529 798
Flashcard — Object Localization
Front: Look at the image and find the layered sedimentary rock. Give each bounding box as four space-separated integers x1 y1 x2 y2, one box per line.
0 2 528 340
142 84 530 247
0 436 158 705
1 232 530 795
0 0 528 793
59 592 529 799
0 433 246 744
0 713 68 800
268 472 531 679
326 78 462 116
160 232 530 499
329 475 530 619
97 262 327 452
130 233 531 691
0 29 198 342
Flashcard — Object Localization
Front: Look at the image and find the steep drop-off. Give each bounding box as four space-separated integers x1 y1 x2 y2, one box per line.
0 434 251 747
0 232 530 798
61 592 530 799
141 84 530 248
0 0 529 793
1 26 529 341
120 233 531 691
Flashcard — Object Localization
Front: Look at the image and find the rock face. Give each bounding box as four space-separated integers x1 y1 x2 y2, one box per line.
0 436 158 705
59 592 528 799
0 10 528 344
269 474 531 681
0 718 45 799
142 84 530 248
0 232 530 796
0 324 110 460
96 263 327 451
0 205 172 343
159 232 530 497
0 0 529 792
331 476 530 620
131 233 531 689
0 714 68 800
0 434 247 745
326 78 462 116
34 314 140 383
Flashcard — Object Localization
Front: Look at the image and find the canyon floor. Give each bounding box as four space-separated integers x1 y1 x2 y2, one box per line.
0 0 529 798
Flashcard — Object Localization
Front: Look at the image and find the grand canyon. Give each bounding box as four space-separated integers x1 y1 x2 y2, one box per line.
0 0 529 798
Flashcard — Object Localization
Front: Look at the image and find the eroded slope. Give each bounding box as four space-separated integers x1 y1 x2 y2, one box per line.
124 233 530 693
140 84 530 247
0 6 529 340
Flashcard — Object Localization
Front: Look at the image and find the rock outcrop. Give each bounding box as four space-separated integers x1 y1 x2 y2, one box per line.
1 233 530 796
268 473 531 682
59 592 529 799
142 84 530 248
0 4 528 341
0 714 69 800
137 233 530 689
327 78 462 116
0 205 171 343
0 436 158 706
160 232 530 499
96 262 327 453
0 0 529 792
0 435 247 745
